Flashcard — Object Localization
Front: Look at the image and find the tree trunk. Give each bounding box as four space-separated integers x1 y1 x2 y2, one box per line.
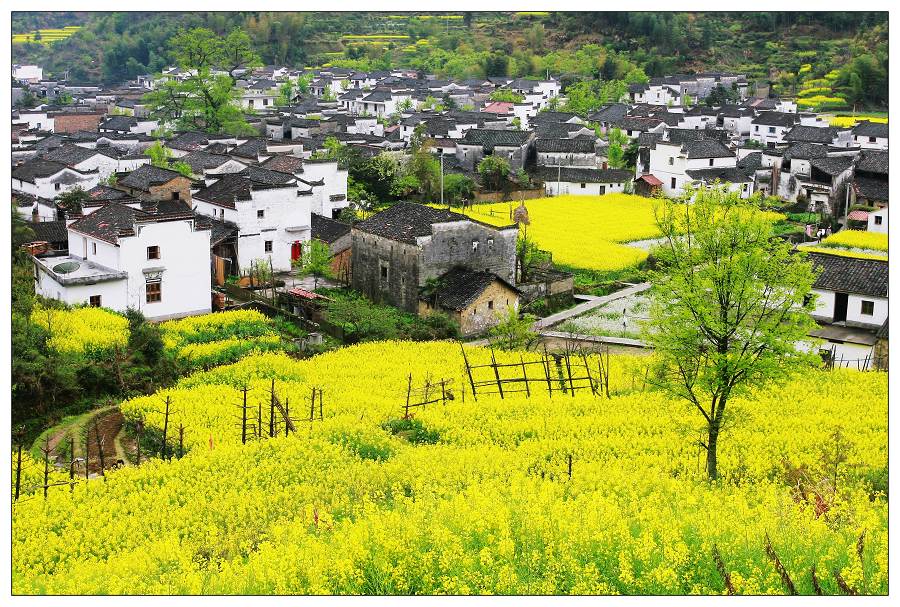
706 423 719 480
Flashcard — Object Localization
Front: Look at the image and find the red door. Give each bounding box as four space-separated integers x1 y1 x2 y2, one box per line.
291 241 302 261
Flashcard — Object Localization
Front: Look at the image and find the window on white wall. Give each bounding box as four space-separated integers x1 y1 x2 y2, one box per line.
264 240 273 253
146 280 162 303
861 300 875 316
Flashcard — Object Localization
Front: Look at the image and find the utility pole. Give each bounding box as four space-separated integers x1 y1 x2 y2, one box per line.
441 152 446 209
557 164 562 197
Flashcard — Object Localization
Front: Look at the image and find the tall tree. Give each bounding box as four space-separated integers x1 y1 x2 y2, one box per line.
144 27 261 135
642 186 819 480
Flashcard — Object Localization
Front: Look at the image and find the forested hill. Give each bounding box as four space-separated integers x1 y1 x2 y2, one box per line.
12 11 888 107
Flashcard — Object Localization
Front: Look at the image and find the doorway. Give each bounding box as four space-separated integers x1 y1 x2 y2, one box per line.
291 241 303 262
834 292 848 323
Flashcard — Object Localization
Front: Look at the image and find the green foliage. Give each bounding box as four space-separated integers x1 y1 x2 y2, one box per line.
143 27 260 135
477 155 511 191
562 80 627 116
55 187 89 216
144 140 173 168
606 128 628 169
643 186 820 480
382 417 441 444
488 305 538 351
292 239 334 290
322 289 458 343
489 89 525 103
442 173 475 206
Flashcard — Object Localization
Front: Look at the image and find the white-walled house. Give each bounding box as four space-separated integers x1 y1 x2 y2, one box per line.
192 169 312 274
868 208 888 233
806 252 887 369
850 121 888 150
646 139 738 196
43 144 150 180
299 159 350 218
33 202 212 320
12 159 100 206
749 111 799 148
537 166 632 196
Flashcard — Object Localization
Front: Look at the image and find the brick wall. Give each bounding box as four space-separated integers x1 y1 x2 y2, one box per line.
52 113 105 134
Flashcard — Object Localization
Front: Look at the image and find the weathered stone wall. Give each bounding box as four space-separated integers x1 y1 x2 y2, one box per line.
350 230 420 312
419 222 517 286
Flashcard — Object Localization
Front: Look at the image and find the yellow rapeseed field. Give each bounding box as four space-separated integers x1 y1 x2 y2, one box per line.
454 194 663 272
820 230 888 253
14 341 887 595
30 304 129 355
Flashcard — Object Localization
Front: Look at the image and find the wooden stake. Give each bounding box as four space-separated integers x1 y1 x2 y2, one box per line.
520 355 530 397
69 436 76 492
460 342 477 400
41 437 51 499
285 398 290 437
161 396 171 460
567 454 572 480
94 419 106 477
490 348 504 399
241 386 248 445
178 424 185 459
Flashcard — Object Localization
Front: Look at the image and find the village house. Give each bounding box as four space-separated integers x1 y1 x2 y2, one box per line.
311 213 352 284
350 203 518 334
455 129 535 172
850 121 889 150
418 267 521 336
749 111 799 148
644 138 740 197
847 149 889 212
537 166 632 196
807 252 888 370
114 164 194 203
12 158 100 214
192 168 312 274
32 201 212 320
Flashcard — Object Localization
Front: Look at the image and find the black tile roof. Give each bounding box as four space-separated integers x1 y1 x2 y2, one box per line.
810 156 854 177
118 164 185 191
312 213 351 244
99 115 139 131
751 111 798 128
686 167 752 183
809 252 887 298
851 121 888 138
533 166 632 184
11 158 69 183
181 151 238 173
29 220 68 245
856 150 888 175
43 144 115 166
682 139 734 159
782 142 829 161
355 202 507 244
531 111 579 124
588 103 628 123
168 131 212 152
86 184 132 202
201 215 238 246
737 152 763 175
534 138 596 153
613 117 663 132
458 128 534 149
260 155 304 174
429 267 519 312
785 125 838 144
534 122 589 139
230 138 269 159
852 176 889 202
68 203 145 244
239 166 296 185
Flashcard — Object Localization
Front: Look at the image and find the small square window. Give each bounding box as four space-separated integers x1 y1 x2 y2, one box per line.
768 126 775 134
55 183 61 190
874 216 883 225
92 242 97 255
472 239 479 251
89 295 102 307
173 191 180 200
147 245 160 260
668 157 674 165
869 136 876 143
487 238 494 247
257 209 265 219
861 300 875 316
488 300 494 310
671 177 677 189
146 280 162 303
580 183 586 188
264 240 273 253
708 158 714 166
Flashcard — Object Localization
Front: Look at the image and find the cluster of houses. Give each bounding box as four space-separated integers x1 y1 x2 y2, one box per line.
11 63 889 353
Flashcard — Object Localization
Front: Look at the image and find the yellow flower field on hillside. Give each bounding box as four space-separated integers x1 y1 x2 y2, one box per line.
820 229 888 253
15 341 888 595
30 304 129 355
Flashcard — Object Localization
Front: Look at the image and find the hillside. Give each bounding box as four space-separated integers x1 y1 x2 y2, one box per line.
11 11 888 107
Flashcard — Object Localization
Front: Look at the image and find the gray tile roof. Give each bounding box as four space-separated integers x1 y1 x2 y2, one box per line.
533 166 632 184
785 125 838 144
118 164 185 191
355 202 503 244
683 139 734 159
856 150 888 175
429 267 519 311
810 156 854 177
312 213 351 244
534 138 596 153
810 252 887 298
851 121 888 138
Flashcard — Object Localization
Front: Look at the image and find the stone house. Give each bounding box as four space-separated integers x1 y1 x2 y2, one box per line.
115 164 194 203
351 203 518 319
455 129 535 172
418 267 521 336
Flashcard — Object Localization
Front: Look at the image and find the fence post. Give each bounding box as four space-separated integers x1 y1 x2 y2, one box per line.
84 431 90 480
285 398 290 437
459 342 477 400
94 419 106 477
543 348 553 397
490 348 504 399
135 420 143 465
567 454 572 480
269 379 276 438
178 425 185 459
319 389 323 421
41 437 51 500
241 386 248 445
69 436 76 492
520 355 531 397
310 387 316 422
